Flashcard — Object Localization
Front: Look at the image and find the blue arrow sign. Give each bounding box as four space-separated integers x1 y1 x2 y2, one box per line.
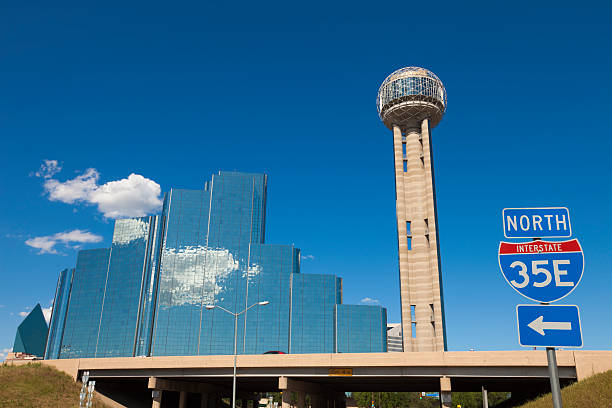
517 304 582 348
498 239 584 303
503 207 571 238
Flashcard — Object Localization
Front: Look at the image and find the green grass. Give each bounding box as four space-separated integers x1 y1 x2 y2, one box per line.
0 363 108 408
516 369 612 408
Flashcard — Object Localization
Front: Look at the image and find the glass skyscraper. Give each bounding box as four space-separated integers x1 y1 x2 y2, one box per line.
45 268 73 359
13 303 49 358
46 171 387 359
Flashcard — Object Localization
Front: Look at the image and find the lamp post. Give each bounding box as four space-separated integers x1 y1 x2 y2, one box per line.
206 300 269 408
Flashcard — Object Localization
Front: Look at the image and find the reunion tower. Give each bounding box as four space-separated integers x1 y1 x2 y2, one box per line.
377 67 447 352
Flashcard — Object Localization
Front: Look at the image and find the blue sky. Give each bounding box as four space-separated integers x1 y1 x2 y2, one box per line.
1 0 611 359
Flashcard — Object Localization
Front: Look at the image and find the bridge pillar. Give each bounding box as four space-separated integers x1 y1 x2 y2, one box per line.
296 391 305 408
279 376 337 408
179 390 188 408
482 386 488 408
210 393 220 408
152 390 162 408
200 393 209 408
282 390 292 408
336 392 346 408
439 376 452 408
310 394 323 408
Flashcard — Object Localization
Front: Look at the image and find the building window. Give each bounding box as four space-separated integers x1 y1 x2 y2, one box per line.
410 305 416 323
406 221 412 250
403 159 407 172
411 322 417 338
402 143 406 158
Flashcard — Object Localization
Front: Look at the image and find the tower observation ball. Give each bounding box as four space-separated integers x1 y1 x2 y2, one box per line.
377 67 446 130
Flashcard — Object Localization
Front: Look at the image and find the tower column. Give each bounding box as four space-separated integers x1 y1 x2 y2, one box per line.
393 121 443 352
392 125 412 352
379 66 448 352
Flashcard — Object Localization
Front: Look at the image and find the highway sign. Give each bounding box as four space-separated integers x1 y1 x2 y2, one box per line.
517 304 582 348
503 207 571 238
328 368 352 376
498 239 584 303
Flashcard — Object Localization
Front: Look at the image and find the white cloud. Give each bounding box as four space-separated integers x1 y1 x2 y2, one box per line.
37 162 163 219
360 297 380 305
89 174 162 218
18 311 28 317
24 236 59 254
25 229 103 255
33 159 62 179
42 306 52 324
0 348 12 361
43 168 98 203
300 254 315 260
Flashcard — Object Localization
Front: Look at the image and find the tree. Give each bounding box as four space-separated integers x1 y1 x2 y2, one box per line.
351 392 438 408
451 392 509 408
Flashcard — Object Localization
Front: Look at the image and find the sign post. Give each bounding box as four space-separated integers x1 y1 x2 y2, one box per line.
547 347 562 408
500 207 584 408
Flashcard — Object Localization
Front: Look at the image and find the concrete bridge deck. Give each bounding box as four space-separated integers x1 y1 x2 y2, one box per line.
35 350 612 388
13 350 612 407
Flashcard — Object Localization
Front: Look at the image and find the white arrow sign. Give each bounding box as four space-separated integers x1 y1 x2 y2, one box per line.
527 315 572 336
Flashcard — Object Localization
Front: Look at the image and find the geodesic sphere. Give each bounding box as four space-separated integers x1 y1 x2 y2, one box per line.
377 67 446 130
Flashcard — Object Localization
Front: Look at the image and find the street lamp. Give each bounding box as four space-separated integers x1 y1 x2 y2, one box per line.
206 300 269 408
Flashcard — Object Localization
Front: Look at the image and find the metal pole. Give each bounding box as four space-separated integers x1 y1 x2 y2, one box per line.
233 313 238 408
481 386 488 408
546 347 563 408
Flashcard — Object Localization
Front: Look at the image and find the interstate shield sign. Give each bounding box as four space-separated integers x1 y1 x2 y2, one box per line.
498 239 584 303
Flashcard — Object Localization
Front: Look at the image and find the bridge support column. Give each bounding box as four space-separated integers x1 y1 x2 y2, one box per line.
440 376 452 408
280 377 335 408
179 391 188 408
211 393 221 408
297 391 306 408
152 390 162 408
200 392 209 408
336 392 346 408
310 394 323 408
482 386 488 408
282 390 292 408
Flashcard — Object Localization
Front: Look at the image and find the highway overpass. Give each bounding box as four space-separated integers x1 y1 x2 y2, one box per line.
13 350 612 408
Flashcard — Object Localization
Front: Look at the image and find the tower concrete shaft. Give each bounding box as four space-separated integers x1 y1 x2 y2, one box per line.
392 119 446 352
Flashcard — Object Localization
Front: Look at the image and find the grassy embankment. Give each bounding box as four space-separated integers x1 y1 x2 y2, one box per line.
516 369 612 408
0 363 108 407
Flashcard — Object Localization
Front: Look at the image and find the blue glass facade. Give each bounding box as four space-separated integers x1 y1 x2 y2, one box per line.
45 268 74 359
336 305 388 353
243 243 297 354
13 303 49 357
58 248 110 358
46 171 387 359
290 274 341 354
97 217 156 357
